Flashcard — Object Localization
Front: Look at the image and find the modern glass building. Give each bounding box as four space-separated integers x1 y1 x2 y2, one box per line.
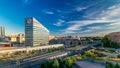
25 17 49 46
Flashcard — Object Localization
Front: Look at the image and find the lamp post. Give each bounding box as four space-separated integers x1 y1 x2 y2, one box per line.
16 60 20 68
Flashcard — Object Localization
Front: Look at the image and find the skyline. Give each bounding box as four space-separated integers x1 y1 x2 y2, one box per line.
0 0 120 36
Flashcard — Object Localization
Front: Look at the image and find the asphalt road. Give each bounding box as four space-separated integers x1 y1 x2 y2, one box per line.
0 51 67 68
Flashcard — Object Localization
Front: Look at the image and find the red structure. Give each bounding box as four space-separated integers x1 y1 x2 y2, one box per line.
4 44 11 47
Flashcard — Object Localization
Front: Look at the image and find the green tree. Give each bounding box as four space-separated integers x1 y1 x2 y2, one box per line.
78 54 81 57
106 64 111 68
114 63 120 68
40 63 45 68
70 56 76 64
65 57 73 68
58 58 64 68
117 54 120 58
106 62 113 68
52 59 60 68
84 51 93 57
44 60 51 68
101 35 110 47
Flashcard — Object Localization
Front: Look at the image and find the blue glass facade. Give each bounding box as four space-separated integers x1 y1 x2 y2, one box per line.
25 17 49 46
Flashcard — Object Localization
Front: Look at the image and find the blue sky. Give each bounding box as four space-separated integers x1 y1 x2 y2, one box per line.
0 0 120 36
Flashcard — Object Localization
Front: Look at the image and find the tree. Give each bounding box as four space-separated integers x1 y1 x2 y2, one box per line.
114 63 120 68
101 35 110 47
40 63 45 68
78 54 81 57
117 54 120 58
44 60 51 68
58 58 64 68
70 56 76 64
52 59 60 68
65 57 73 68
105 62 113 68
84 51 93 57
106 64 111 68
101 35 119 48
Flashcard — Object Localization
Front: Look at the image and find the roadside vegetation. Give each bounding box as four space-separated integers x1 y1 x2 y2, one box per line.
82 49 106 60
106 62 120 68
40 54 82 68
0 46 64 62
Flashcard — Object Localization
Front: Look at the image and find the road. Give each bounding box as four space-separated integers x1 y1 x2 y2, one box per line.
100 51 118 58
0 51 67 68
0 42 101 68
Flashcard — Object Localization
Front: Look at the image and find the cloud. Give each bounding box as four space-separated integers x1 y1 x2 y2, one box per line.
53 19 65 26
61 3 120 35
75 7 87 11
42 9 54 14
67 20 112 28
99 4 120 20
88 26 101 30
61 19 112 35
45 11 54 14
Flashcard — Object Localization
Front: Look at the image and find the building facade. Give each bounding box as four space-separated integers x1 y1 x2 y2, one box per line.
0 26 5 37
7 33 25 43
108 32 120 44
0 37 11 47
25 17 49 46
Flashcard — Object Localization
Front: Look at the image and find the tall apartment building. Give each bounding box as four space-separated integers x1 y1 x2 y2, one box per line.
0 26 5 37
25 17 49 46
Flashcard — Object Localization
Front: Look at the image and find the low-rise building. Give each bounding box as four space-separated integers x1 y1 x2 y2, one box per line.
0 37 11 47
108 32 120 44
6 33 25 43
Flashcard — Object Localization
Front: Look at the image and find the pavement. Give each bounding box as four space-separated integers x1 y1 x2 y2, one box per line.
74 61 105 68
100 51 118 58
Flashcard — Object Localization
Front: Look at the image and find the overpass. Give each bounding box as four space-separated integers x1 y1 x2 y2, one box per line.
0 44 64 54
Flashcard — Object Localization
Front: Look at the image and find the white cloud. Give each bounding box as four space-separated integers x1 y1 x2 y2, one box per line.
42 9 54 14
59 4 120 36
82 30 92 33
62 19 112 35
98 4 120 20
88 26 101 30
75 7 87 11
63 31 76 34
45 11 54 14
53 19 65 26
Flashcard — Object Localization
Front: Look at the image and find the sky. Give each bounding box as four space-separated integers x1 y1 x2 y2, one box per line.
0 0 120 36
